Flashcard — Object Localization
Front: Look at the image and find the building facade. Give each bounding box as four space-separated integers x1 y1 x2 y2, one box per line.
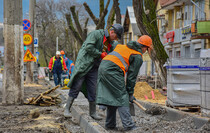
157 0 210 58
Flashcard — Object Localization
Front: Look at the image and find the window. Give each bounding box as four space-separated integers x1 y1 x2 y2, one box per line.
194 48 201 58
168 50 172 58
175 51 181 58
171 10 174 29
184 5 192 26
185 46 190 58
124 32 132 44
195 0 205 20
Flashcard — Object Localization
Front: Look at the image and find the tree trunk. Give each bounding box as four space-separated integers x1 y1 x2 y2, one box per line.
3 0 24 104
133 0 168 87
26 0 36 83
113 0 122 43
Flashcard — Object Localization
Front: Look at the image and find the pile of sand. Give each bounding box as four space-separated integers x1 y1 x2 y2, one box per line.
134 82 166 105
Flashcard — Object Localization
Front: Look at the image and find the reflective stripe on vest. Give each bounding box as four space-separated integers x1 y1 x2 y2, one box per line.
109 51 129 71
52 56 64 71
103 45 142 75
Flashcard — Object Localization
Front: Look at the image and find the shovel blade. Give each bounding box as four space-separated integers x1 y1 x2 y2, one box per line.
129 103 135 116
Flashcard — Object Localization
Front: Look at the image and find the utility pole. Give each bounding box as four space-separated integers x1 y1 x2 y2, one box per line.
56 37 58 52
25 0 36 83
3 0 24 104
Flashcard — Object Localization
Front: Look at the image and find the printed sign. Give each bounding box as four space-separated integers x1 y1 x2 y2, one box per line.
23 33 33 45
23 19 31 31
34 38 38 47
23 49 35 62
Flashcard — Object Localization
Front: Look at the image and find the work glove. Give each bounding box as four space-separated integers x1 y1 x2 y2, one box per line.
101 52 107 59
129 94 136 103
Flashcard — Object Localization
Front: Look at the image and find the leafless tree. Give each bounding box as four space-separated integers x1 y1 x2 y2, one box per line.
133 0 168 87
36 0 85 65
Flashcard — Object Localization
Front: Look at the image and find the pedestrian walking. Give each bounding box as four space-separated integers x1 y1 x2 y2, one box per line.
96 35 153 130
64 24 124 120
49 51 67 86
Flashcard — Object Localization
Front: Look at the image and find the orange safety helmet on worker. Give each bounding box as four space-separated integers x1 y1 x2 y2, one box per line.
60 50 65 55
137 35 152 48
103 35 152 75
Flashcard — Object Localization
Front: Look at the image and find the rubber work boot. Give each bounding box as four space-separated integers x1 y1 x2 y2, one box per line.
89 101 102 120
64 96 74 117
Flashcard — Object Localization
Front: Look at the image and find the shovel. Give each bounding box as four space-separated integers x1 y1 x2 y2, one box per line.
133 100 146 111
129 103 135 116
133 100 163 115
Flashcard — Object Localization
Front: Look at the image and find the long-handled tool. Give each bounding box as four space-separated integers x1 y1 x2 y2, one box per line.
133 100 146 111
133 100 164 115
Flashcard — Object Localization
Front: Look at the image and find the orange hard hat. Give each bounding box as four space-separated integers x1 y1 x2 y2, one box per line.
137 35 152 48
60 50 65 55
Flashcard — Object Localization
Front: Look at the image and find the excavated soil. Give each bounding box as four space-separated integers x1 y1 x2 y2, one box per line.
134 82 166 105
0 79 82 133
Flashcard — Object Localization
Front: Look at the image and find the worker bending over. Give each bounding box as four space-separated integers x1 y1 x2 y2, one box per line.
96 35 153 130
64 24 124 120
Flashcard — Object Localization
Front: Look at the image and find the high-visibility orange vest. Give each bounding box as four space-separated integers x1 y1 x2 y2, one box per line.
69 63 74 75
103 44 142 75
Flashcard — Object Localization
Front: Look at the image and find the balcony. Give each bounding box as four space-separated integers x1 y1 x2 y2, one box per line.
191 20 210 39
159 0 187 9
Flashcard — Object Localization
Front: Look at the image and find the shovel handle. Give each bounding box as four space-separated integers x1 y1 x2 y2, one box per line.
133 100 146 111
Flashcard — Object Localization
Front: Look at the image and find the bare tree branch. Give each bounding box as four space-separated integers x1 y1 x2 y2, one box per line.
83 2 99 25
106 4 115 29
84 18 89 29
96 0 111 29
113 0 121 24
70 6 85 40
100 0 104 17
65 14 83 46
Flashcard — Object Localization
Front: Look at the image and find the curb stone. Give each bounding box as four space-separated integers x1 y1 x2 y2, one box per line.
44 78 107 133
138 100 210 129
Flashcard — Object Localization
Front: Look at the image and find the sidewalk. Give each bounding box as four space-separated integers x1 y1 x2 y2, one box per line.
45 78 108 133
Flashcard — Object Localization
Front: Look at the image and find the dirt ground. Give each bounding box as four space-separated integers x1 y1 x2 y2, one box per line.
80 104 210 133
78 81 210 133
0 79 83 133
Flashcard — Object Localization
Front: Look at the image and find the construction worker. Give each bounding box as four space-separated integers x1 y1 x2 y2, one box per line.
49 51 67 86
96 35 153 130
68 60 74 78
60 50 69 85
64 24 124 120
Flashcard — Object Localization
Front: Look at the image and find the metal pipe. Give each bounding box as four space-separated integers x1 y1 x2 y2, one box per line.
56 37 58 52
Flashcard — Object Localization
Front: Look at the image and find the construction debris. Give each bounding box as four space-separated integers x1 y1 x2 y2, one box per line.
25 85 61 106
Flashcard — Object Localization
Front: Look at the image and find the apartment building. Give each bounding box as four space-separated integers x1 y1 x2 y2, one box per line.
157 0 210 58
